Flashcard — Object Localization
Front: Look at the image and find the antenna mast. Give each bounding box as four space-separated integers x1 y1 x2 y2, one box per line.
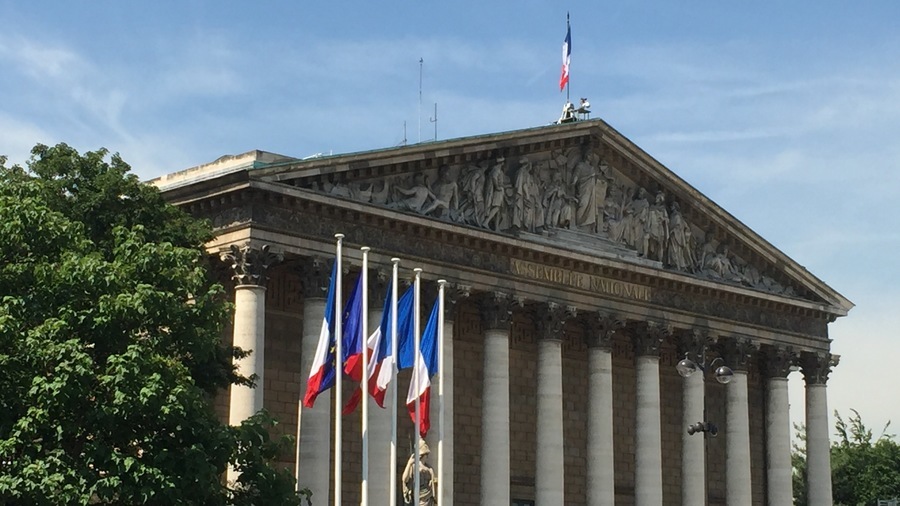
418 58 423 143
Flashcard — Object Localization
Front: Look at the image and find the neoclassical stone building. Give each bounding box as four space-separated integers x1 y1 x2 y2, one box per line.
154 119 851 506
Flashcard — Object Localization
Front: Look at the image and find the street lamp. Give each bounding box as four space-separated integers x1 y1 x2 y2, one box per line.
677 353 734 437
677 354 734 385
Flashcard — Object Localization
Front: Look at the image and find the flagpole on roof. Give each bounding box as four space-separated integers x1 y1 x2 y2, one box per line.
566 12 571 103
389 258 400 506
436 279 446 505
412 268 423 505
360 247 370 506
333 234 344 506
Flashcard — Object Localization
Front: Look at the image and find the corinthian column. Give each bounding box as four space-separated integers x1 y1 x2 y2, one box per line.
583 312 623 506
631 321 667 506
534 302 572 505
722 337 757 506
295 257 332 501
478 292 513 505
762 345 796 506
801 352 839 506
678 329 709 506
219 243 282 424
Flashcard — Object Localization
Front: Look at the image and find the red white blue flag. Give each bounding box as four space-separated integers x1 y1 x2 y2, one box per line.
303 263 338 408
406 296 440 437
559 15 571 91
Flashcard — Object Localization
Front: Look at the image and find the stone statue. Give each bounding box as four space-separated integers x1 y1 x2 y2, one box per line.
402 439 436 506
627 188 651 256
644 191 669 261
482 157 508 231
392 174 436 214
666 201 695 271
459 163 486 226
512 156 542 233
543 169 573 229
571 157 598 231
421 165 459 219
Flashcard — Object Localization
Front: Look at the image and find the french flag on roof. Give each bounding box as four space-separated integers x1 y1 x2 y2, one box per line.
559 15 571 91
406 296 440 437
303 262 338 408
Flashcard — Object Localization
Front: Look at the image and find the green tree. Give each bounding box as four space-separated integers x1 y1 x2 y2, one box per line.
792 410 900 506
0 145 302 505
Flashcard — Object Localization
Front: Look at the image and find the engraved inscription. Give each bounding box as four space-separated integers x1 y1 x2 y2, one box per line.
511 259 651 302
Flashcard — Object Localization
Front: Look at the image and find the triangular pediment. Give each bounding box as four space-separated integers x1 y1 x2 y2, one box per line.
252 120 851 315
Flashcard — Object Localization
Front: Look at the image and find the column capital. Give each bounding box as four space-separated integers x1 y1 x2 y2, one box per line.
629 320 669 357
298 256 331 299
676 328 711 362
761 344 797 379
219 243 283 287
535 302 572 342
582 311 624 350
368 268 391 309
443 283 471 322
800 351 840 385
720 336 758 372
478 291 514 331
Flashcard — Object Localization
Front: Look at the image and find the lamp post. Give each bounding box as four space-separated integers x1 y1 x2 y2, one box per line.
676 352 734 505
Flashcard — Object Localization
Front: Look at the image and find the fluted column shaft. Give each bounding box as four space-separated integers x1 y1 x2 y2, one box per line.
298 297 331 501
806 384 831 506
766 377 792 506
230 284 267 423
726 370 752 506
682 369 705 505
536 337 564 504
635 355 662 506
587 346 615 506
633 323 664 506
481 328 510 505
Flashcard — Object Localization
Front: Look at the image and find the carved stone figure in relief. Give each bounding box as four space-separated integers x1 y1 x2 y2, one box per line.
666 201 695 271
571 158 598 231
512 156 542 233
483 157 508 231
644 191 669 261
594 162 611 232
543 169 574 229
392 173 436 214
421 165 459 219
621 187 650 254
459 163 486 226
701 244 741 282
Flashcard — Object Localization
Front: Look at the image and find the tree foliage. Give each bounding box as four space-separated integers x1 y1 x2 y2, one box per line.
0 144 301 505
793 409 900 506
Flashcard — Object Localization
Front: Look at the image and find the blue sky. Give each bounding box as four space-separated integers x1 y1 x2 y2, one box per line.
2 1 899 439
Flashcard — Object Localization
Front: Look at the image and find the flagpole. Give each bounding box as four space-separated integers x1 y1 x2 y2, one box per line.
389 258 400 506
436 279 446 505
334 233 344 506
413 268 423 505
566 12 571 103
360 247 370 506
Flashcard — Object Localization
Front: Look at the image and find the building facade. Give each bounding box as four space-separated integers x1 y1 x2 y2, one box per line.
155 119 851 505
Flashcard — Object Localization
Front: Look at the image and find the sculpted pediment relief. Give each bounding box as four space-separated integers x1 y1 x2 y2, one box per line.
293 142 800 299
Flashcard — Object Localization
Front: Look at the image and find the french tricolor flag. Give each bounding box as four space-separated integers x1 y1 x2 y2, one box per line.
303 263 338 408
371 284 415 406
406 296 440 437
559 17 571 91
